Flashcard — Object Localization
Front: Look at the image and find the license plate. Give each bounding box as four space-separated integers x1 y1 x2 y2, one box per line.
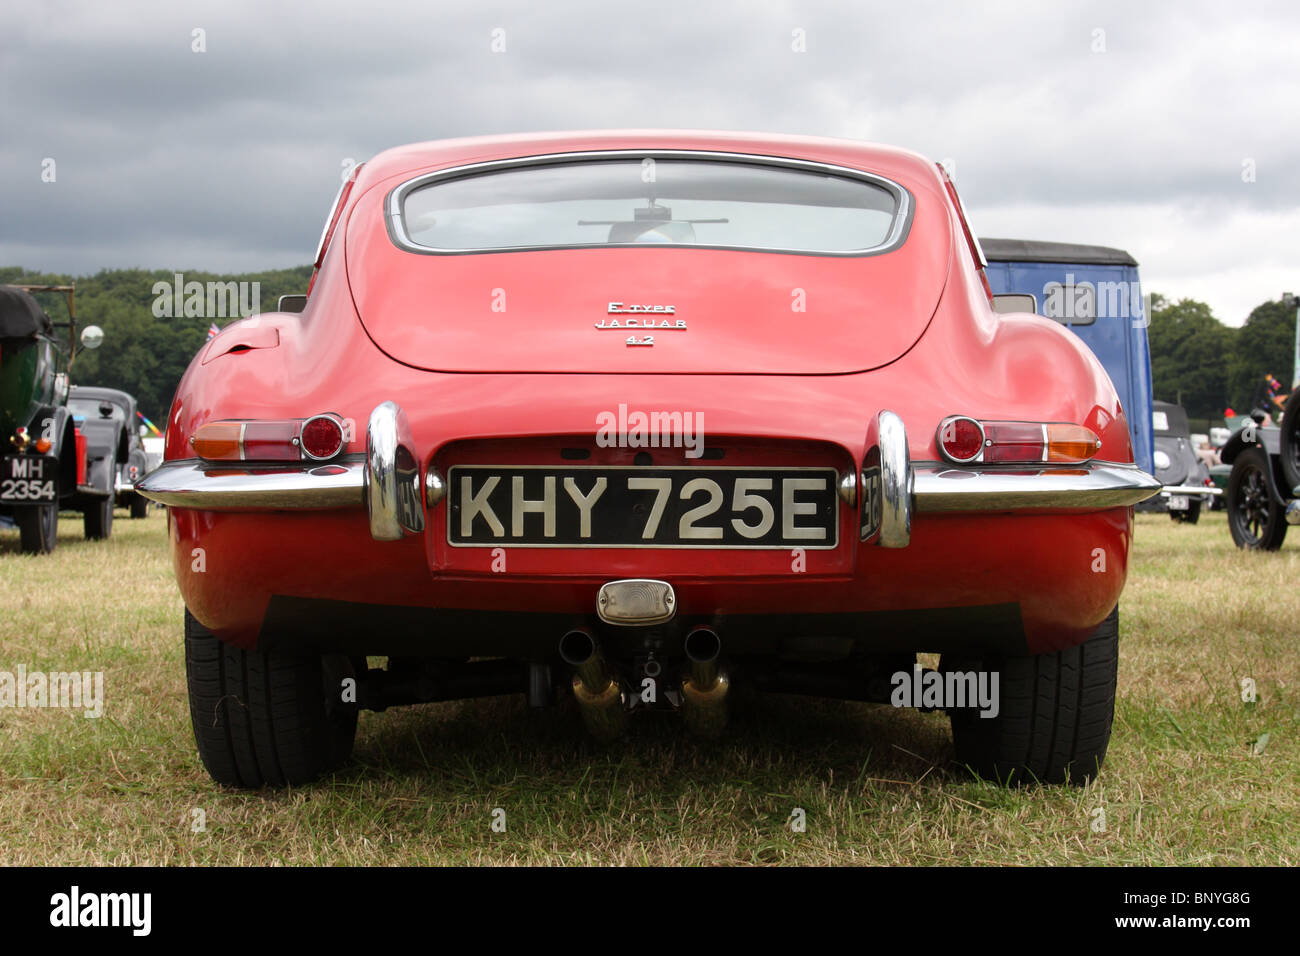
1168 495 1189 510
447 465 839 548
1 455 58 503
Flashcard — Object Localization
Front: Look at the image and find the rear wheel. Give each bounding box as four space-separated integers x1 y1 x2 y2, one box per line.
184 609 358 788
1226 448 1287 551
84 494 114 539
16 503 58 554
129 495 149 519
1170 499 1201 524
946 607 1118 786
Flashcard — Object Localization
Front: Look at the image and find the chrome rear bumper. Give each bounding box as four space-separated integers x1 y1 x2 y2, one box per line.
137 402 1164 544
136 457 364 510
912 463 1162 514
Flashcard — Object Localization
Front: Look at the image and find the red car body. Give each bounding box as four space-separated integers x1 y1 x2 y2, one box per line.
141 131 1160 787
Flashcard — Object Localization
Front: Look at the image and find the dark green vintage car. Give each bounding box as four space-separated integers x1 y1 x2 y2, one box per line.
0 284 105 553
1219 396 1300 550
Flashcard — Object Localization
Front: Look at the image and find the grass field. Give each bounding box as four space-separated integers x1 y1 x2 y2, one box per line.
1 507 1296 865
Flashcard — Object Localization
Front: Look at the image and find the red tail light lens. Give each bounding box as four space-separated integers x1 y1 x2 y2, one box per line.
192 415 346 462
300 414 344 460
938 416 1100 465
938 416 984 463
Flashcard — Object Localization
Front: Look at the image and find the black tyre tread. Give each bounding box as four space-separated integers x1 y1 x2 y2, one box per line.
130 496 149 518
16 503 57 554
949 607 1118 786
184 610 355 788
84 495 113 540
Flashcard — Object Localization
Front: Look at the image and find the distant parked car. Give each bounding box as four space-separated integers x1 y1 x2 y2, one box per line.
68 386 150 521
1220 394 1300 549
0 284 106 552
982 238 1155 476
1140 401 1218 523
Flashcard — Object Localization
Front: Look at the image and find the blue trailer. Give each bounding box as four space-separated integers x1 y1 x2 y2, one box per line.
981 238 1155 476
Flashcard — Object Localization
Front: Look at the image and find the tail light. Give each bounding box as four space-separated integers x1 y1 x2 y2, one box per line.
191 414 346 462
300 414 344 460
938 415 1100 465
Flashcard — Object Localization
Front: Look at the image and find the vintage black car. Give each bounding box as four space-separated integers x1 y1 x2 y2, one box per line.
0 284 105 553
1140 401 1219 523
68 386 151 519
1221 391 1300 550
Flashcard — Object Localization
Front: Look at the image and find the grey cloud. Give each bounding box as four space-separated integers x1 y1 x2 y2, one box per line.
2 0 1298 322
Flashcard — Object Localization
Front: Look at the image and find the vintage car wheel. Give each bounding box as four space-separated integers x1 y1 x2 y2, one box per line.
83 494 114 540
1280 388 1300 494
184 609 357 788
129 494 149 519
16 503 58 554
1226 447 1287 551
1170 499 1201 524
946 607 1118 786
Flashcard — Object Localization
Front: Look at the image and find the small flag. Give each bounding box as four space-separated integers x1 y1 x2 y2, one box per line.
207 323 221 340
136 410 163 437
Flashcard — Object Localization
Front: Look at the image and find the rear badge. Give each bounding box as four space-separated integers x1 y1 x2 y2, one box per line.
596 301 685 333
594 318 687 330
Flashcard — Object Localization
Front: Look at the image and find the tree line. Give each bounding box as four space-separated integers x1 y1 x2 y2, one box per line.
1148 293 1296 423
3 265 1295 429
2 265 312 424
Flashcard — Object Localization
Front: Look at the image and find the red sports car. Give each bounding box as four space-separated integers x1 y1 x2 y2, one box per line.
139 130 1160 788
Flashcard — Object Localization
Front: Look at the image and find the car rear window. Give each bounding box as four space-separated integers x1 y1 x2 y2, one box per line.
393 158 908 255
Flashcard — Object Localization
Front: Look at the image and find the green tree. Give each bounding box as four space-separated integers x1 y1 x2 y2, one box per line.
1226 298 1296 413
2 264 312 424
1146 293 1235 420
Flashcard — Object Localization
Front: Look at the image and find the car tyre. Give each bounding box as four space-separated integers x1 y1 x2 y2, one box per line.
1170 499 1201 524
184 609 358 788
84 494 114 539
129 495 149 519
16 503 58 554
946 606 1118 787
1226 447 1287 551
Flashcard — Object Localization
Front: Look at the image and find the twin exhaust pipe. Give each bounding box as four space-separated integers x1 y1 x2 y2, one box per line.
558 626 729 739
559 629 625 740
680 627 729 737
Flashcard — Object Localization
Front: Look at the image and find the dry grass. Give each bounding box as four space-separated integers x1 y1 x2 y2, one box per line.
0 508 1296 865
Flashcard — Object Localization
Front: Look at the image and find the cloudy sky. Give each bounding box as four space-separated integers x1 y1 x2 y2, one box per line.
2 0 1297 326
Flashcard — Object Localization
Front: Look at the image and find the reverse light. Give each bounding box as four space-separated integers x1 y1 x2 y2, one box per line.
938 415 1101 465
191 415 346 462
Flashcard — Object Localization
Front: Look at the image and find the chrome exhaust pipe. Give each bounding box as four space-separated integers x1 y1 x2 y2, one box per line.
558 629 624 740
680 626 729 737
